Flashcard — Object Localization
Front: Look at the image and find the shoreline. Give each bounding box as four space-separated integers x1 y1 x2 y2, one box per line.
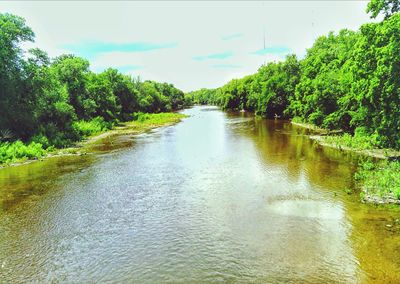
309 135 400 160
292 121 400 205
291 121 328 133
291 121 400 160
0 113 188 170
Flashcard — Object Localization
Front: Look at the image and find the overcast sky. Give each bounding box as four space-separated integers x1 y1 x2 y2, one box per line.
1 1 374 92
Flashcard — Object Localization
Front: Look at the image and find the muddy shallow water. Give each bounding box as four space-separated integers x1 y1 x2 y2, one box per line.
0 106 399 283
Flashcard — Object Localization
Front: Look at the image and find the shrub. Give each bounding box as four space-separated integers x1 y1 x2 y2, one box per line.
133 112 151 122
73 116 113 138
356 160 400 199
0 140 47 164
323 127 381 150
31 134 50 149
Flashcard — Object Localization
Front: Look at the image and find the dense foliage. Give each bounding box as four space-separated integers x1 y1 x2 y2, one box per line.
191 11 400 149
367 0 400 18
0 13 186 152
0 141 47 164
356 160 400 199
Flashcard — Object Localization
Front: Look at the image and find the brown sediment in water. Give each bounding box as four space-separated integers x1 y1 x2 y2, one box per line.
309 135 400 160
292 121 400 205
0 115 187 170
1 107 400 282
291 121 400 160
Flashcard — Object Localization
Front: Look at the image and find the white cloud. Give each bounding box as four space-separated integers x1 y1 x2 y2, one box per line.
1 1 374 92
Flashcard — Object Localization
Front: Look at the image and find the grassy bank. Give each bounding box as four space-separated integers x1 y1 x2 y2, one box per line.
0 112 187 167
124 112 187 133
309 135 400 160
292 121 400 204
356 160 400 204
291 118 328 133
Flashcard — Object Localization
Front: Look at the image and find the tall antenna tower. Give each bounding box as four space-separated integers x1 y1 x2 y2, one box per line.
263 26 266 50
262 1 266 66
263 26 266 66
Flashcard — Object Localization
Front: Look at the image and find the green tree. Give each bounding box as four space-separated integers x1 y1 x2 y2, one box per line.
103 68 139 121
256 55 300 118
86 72 120 121
367 0 400 19
289 30 358 129
52 55 90 119
0 13 35 138
25 52 78 146
138 81 169 113
344 14 400 147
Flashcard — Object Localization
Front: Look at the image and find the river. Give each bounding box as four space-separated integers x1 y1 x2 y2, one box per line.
0 106 399 283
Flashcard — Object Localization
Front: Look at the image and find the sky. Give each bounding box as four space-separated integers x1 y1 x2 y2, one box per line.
1 1 374 92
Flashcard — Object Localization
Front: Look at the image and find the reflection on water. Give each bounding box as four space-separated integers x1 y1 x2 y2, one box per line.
0 106 399 283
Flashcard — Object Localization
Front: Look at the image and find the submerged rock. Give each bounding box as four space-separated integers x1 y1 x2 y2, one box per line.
362 193 400 205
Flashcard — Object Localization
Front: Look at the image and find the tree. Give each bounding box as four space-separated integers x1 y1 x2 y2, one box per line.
344 14 400 147
256 55 300 118
138 81 168 113
0 13 35 138
0 12 187 150
103 68 139 121
52 55 90 118
367 0 400 19
155 82 185 110
289 30 358 129
23 50 78 146
86 72 120 121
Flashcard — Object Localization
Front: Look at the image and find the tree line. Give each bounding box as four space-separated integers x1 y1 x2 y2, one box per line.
0 13 188 148
188 4 400 149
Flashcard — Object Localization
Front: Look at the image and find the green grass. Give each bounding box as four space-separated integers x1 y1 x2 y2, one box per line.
133 112 187 123
355 160 400 200
126 112 188 131
321 127 380 151
0 141 47 165
73 116 113 138
0 112 187 166
323 133 379 150
291 116 303 123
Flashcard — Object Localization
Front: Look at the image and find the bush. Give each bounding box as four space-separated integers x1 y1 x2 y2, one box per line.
356 160 400 199
31 134 50 149
133 112 151 122
0 140 47 164
73 116 113 138
291 117 303 123
323 127 381 150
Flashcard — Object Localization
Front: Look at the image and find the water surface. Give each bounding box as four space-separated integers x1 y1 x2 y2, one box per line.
0 106 399 283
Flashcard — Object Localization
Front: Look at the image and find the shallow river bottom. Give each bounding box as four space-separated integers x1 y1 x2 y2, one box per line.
0 106 399 283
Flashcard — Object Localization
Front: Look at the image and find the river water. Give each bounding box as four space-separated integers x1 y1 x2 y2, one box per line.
0 106 399 283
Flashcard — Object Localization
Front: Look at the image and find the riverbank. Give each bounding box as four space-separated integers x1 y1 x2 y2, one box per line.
309 135 400 160
292 121 400 159
0 112 187 169
292 121 400 205
291 121 330 134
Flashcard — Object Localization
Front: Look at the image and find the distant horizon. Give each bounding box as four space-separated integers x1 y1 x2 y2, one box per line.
2 1 377 92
